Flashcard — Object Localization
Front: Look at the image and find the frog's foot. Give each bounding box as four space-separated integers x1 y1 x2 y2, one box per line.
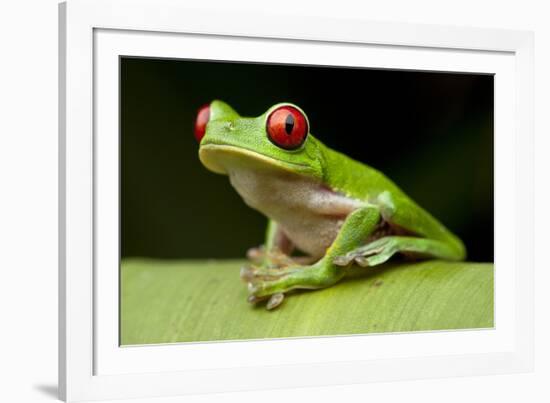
247 293 286 310
333 236 461 267
240 264 299 282
246 246 265 265
332 237 395 267
246 262 342 310
246 247 298 268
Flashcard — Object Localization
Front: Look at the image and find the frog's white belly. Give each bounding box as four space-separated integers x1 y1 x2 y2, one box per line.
227 168 365 259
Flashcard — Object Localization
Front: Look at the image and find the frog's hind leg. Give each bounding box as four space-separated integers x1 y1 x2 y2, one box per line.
333 236 464 268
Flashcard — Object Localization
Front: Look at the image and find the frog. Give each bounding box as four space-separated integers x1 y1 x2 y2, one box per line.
195 100 466 310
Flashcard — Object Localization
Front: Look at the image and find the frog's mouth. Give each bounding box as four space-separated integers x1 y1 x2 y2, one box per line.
199 144 316 177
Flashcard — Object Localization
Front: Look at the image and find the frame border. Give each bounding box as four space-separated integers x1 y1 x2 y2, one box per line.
59 0 534 401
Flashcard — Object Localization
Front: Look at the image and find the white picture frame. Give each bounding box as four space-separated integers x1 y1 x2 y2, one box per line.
59 0 534 401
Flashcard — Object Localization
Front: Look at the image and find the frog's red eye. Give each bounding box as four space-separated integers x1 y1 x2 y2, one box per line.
266 106 308 150
194 104 211 143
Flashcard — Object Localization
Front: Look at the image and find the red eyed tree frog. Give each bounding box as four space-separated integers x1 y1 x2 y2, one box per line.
195 100 466 310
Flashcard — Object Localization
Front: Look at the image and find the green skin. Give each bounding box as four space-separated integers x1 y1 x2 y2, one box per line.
198 100 466 310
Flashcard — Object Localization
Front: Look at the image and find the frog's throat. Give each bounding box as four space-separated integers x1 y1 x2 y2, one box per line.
198 144 317 178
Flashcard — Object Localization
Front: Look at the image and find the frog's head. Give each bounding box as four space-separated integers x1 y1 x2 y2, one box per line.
196 100 324 180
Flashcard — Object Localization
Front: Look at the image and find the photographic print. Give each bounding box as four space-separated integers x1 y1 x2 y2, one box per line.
120 57 494 345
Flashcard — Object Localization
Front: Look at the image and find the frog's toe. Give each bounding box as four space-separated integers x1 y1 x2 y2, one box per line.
246 291 285 310
333 240 392 267
246 247 296 268
240 265 256 282
247 294 270 304
266 293 285 310
246 246 265 264
333 253 373 267
240 265 294 283
264 250 296 267
333 255 354 266
334 250 387 267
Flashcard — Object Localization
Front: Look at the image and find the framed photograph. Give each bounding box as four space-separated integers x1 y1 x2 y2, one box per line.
59 0 534 401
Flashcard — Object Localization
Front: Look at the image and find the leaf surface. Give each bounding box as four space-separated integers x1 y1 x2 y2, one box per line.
121 259 493 345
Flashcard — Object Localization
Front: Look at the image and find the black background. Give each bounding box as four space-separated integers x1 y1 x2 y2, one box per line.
121 57 493 262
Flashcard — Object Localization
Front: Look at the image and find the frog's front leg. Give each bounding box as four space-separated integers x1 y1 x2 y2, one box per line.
246 219 295 267
245 220 319 270
246 205 381 309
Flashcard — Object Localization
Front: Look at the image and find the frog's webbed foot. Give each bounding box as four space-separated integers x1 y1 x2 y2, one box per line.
243 261 343 310
242 263 296 310
246 247 297 268
240 256 300 310
333 236 461 267
246 246 266 265
247 292 286 310
332 237 394 267
242 264 303 311
243 247 338 310
240 264 298 282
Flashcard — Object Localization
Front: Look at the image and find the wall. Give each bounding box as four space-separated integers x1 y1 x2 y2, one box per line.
0 0 547 402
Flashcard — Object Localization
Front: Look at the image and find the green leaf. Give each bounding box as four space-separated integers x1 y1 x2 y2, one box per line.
121 259 493 345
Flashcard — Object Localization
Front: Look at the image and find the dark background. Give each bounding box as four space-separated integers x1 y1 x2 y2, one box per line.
121 57 493 262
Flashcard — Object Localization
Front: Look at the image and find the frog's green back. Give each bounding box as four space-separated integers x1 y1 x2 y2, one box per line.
319 142 401 200
315 137 405 201
315 137 466 258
